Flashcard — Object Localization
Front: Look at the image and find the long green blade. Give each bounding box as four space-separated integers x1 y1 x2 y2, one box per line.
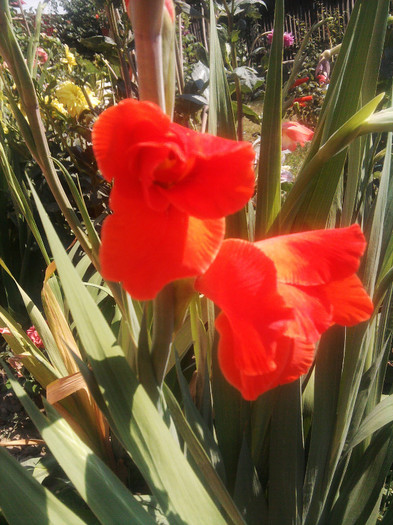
1 360 156 525
30 183 228 525
255 0 284 238
0 444 87 525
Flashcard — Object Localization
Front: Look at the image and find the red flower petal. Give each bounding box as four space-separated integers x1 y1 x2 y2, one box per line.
196 227 372 400
277 283 333 343
256 224 367 286
164 124 255 219
100 197 225 300
93 99 255 220
195 240 295 399
92 99 170 183
93 99 256 299
322 274 374 326
195 239 292 326
216 313 314 400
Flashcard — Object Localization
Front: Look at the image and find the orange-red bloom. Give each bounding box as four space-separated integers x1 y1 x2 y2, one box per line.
290 77 310 89
195 225 373 400
92 99 255 300
282 121 314 151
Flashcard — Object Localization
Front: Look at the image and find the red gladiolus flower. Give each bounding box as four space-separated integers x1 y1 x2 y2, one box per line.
282 121 314 151
195 225 373 400
92 99 255 300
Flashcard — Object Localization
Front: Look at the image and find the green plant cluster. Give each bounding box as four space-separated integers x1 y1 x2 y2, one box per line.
1 1 393 524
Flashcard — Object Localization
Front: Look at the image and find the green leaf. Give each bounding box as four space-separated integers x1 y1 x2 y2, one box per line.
1 359 156 525
0 445 88 525
163 383 246 525
208 0 236 139
233 434 267 525
210 332 250 494
0 142 50 264
52 157 101 255
174 353 226 482
208 0 246 239
231 66 262 94
282 17 331 102
303 327 345 525
30 183 228 525
255 0 284 238
361 128 393 294
344 394 393 454
0 258 69 377
268 381 303 525
278 93 384 231
327 426 393 525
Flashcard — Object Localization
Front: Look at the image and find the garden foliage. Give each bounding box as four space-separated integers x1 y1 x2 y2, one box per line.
1 0 393 524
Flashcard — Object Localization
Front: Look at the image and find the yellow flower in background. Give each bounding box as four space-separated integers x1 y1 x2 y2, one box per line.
61 44 77 72
44 95 67 116
85 87 100 108
55 82 99 118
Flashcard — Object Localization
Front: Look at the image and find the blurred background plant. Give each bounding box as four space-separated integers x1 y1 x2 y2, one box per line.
1 0 393 524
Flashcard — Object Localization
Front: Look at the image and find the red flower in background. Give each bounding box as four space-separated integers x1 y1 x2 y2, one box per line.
282 121 314 151
26 326 44 348
317 74 329 85
1 325 44 348
291 77 310 89
36 47 48 64
291 95 313 108
92 99 255 300
195 225 373 400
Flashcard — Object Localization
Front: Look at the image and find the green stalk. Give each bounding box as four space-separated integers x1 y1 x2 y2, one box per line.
105 0 133 99
255 0 284 239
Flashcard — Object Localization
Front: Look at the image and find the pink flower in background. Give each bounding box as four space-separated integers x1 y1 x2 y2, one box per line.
0 327 11 336
26 326 44 348
36 47 48 64
284 32 295 47
10 0 26 7
282 121 314 151
267 31 295 48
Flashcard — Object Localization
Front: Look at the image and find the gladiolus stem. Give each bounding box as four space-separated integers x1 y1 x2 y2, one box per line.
105 1 133 99
127 0 166 110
